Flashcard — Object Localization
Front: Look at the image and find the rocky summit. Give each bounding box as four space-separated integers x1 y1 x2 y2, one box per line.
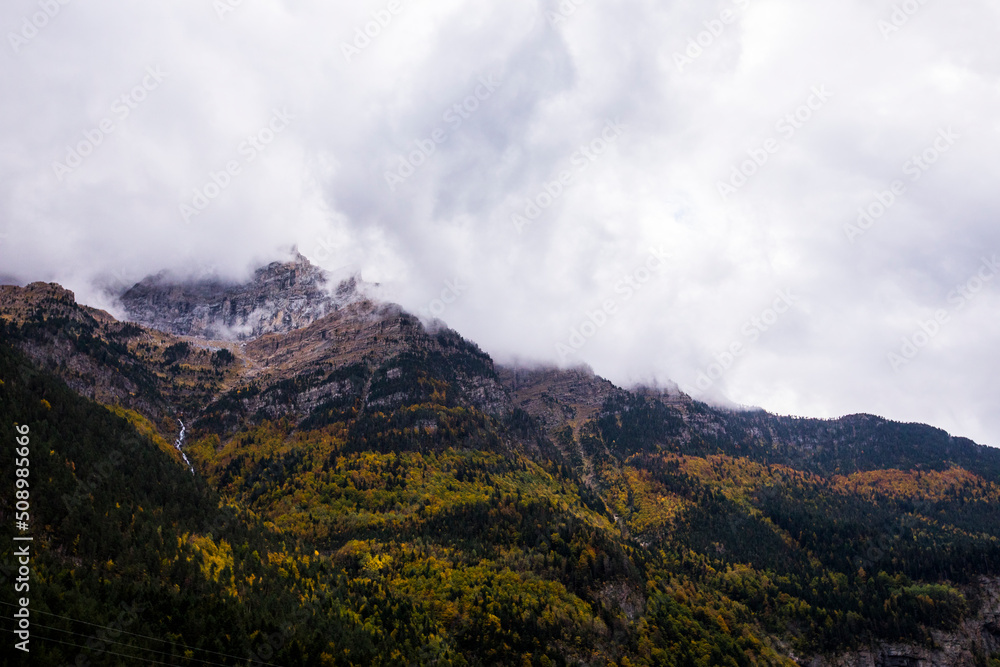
1 256 999 666
119 252 362 340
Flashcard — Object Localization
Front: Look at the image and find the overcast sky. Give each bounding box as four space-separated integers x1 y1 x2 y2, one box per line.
2 0 999 447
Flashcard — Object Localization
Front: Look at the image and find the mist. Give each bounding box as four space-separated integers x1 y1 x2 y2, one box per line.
2 0 998 446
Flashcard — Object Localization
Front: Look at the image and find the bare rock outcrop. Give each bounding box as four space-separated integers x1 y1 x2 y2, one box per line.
120 253 361 341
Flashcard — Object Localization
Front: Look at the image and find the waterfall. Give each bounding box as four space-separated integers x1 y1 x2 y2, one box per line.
174 420 194 475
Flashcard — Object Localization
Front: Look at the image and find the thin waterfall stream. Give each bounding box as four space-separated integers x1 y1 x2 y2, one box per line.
174 420 194 474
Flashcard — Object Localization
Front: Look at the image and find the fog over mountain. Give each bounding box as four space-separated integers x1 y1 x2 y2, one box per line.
1 0 998 446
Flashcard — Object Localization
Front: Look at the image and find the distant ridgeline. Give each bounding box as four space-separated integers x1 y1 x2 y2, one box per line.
1 256 998 666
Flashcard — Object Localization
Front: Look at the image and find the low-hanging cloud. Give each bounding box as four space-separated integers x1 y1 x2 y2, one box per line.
1 0 998 446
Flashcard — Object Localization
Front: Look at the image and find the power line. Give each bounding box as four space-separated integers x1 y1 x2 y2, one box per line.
16 621 242 667
1 627 186 666
0 602 285 666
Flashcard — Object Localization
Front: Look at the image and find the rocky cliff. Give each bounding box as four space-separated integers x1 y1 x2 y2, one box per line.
119 252 361 341
809 577 1000 666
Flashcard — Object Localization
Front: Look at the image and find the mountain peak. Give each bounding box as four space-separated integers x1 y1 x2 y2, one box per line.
119 255 364 341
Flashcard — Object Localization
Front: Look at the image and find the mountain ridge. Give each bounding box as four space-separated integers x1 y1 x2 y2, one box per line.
2 257 1000 666
119 251 366 341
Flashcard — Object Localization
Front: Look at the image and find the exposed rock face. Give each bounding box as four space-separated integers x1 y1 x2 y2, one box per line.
197 299 513 432
1 282 99 323
0 282 232 427
0 283 159 411
497 364 628 436
1 267 513 442
120 253 360 341
807 577 1000 667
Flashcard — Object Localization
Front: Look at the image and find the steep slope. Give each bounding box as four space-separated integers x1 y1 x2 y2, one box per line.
498 365 1000 662
1 337 543 666
119 252 360 340
498 364 626 437
3 262 1000 666
0 281 242 428
504 364 999 479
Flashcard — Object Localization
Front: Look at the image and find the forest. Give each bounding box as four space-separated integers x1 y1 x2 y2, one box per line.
1 294 999 666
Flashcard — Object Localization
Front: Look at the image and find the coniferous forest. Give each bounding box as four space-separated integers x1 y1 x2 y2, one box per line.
1 278 999 666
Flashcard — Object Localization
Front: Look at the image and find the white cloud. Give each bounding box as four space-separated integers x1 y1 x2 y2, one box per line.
1 0 997 446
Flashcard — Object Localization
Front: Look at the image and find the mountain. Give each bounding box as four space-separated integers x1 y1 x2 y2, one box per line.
2 256 999 666
119 252 362 340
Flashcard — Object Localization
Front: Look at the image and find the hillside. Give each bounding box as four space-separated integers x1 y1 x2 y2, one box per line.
2 258 999 666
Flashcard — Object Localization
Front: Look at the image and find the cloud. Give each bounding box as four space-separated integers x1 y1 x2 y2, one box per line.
1 0 998 446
